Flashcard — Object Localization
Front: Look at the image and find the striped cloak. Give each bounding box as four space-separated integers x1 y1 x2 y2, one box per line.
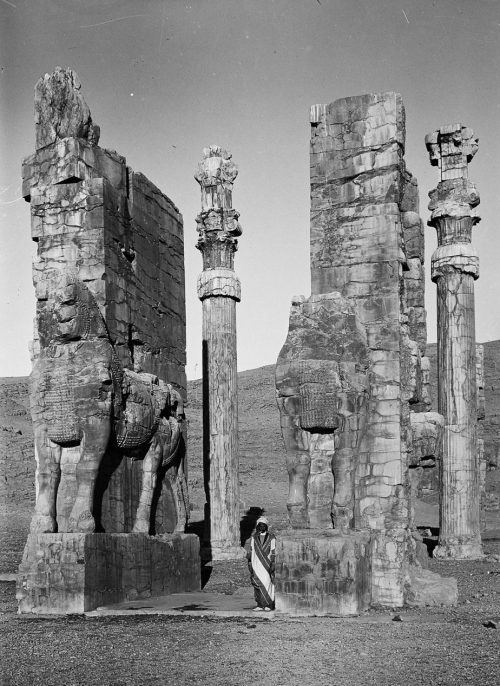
248 531 276 609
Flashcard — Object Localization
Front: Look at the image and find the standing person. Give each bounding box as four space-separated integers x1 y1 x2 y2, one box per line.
247 516 276 612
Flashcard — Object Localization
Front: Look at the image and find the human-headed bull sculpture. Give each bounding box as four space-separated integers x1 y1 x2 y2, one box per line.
30 271 188 535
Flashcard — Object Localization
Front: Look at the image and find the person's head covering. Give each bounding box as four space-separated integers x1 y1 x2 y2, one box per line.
256 516 269 527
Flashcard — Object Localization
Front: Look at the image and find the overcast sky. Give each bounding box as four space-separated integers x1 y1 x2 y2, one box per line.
1 0 499 379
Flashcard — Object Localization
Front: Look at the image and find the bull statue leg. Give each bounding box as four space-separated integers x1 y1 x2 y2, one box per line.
68 420 111 533
308 432 335 529
331 396 368 532
132 434 164 534
281 420 311 528
163 415 188 533
132 410 188 534
165 451 189 533
30 425 62 533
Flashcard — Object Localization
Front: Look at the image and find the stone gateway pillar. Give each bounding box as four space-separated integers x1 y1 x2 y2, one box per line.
426 124 484 560
16 67 200 614
195 146 245 560
274 93 457 615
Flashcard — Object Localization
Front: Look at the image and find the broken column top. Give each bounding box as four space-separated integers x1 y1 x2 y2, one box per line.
425 124 478 181
426 124 480 224
34 66 100 150
194 145 238 212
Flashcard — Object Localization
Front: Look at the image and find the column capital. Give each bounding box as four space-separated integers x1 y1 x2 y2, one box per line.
426 124 480 235
194 145 238 212
195 146 242 270
425 124 478 181
195 208 242 254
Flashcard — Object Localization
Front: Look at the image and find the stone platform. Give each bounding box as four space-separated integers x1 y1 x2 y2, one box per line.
275 531 457 616
275 531 372 616
16 532 200 614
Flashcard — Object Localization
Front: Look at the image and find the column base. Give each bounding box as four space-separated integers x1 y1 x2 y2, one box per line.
434 536 484 560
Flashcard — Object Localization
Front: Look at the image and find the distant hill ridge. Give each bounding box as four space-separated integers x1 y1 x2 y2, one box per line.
1 342 499 515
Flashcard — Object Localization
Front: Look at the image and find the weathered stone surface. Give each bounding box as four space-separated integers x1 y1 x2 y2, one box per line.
29 272 188 536
427 124 483 560
276 92 450 611
275 529 456 615
22 68 188 544
18 68 190 613
405 566 458 607
34 67 100 150
409 412 444 466
195 147 245 561
276 292 369 530
17 533 200 614
275 531 371 616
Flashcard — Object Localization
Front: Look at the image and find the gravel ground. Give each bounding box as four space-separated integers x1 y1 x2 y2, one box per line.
2 370 500 685
1 542 499 686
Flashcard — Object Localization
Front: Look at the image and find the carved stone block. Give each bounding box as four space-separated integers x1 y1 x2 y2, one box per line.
275 531 371 616
17 533 200 614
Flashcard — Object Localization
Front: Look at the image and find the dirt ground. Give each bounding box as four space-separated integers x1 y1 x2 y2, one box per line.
1 369 500 685
1 541 500 686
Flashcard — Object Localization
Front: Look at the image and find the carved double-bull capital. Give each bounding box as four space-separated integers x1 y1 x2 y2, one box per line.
195 147 242 272
194 145 238 212
425 124 478 180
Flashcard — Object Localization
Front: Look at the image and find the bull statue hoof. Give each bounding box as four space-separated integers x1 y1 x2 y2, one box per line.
132 518 150 534
30 514 57 534
68 510 95 534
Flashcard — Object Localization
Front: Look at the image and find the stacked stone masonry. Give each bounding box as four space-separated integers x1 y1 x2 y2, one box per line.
276 92 454 612
17 68 198 613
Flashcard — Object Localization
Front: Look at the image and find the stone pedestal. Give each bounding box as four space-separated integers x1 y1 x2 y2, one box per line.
275 531 371 616
195 147 245 561
275 530 457 616
426 124 483 560
17 533 200 614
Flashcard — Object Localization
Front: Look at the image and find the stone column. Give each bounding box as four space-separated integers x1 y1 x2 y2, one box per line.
195 146 245 560
426 124 483 559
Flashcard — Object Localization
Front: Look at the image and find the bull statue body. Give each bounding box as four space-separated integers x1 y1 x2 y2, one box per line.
30 272 188 535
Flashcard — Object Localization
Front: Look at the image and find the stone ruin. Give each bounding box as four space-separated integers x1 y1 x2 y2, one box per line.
275 92 456 614
16 68 200 613
15 71 485 617
194 147 245 561
426 124 483 559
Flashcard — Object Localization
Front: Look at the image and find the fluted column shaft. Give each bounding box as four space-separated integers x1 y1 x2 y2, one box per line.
434 260 481 557
201 289 239 550
426 124 483 559
195 146 245 560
